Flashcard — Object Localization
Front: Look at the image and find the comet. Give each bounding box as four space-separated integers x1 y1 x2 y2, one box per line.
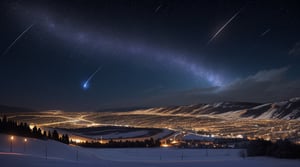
207 9 241 45
1 24 34 57
82 66 102 90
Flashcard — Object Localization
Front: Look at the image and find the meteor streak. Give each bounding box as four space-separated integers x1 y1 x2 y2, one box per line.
82 66 102 90
1 24 34 57
207 10 241 45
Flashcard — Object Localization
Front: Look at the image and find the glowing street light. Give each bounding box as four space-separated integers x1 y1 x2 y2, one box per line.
10 136 14 152
24 138 28 152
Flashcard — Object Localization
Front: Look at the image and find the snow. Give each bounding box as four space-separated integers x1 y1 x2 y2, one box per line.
152 129 174 139
283 109 300 120
0 134 299 167
213 102 223 108
257 108 278 119
289 97 300 102
275 101 288 107
201 104 211 109
251 103 271 110
183 133 213 141
287 103 292 109
71 128 173 140
94 130 149 139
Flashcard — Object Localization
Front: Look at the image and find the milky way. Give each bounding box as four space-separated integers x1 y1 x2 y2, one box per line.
44 20 225 86
2 0 299 111
10 5 226 87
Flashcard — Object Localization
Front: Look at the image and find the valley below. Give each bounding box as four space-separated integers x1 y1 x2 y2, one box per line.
3 97 300 143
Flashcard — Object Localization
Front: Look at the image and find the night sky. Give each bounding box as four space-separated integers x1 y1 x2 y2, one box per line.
1 0 300 111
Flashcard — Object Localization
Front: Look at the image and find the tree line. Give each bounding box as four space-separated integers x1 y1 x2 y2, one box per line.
0 115 69 144
74 138 161 148
246 139 300 159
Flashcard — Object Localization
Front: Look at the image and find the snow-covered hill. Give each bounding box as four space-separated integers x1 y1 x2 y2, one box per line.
0 134 299 167
131 97 300 120
242 97 300 119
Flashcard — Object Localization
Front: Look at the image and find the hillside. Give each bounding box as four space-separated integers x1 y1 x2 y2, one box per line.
130 97 300 120
0 134 299 167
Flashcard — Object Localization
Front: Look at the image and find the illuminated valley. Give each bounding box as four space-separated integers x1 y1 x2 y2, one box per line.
5 106 300 144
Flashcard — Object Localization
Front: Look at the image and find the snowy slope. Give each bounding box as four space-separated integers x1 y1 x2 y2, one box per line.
96 130 148 139
1 134 299 167
131 97 300 120
0 134 96 161
243 97 300 120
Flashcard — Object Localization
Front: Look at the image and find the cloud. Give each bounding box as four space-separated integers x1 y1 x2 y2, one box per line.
218 67 299 102
289 42 300 57
99 67 299 108
222 67 288 93
142 67 300 105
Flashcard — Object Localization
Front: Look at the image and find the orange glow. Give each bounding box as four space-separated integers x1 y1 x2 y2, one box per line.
171 140 178 144
161 144 170 147
71 138 83 143
10 136 14 140
29 124 35 130
24 138 27 142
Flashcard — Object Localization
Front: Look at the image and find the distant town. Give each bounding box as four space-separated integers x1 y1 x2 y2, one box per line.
1 107 300 159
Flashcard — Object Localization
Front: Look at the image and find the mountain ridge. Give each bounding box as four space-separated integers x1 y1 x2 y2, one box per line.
129 97 300 120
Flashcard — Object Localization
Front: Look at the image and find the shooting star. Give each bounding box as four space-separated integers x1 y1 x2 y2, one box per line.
82 66 102 90
207 10 241 45
1 24 34 57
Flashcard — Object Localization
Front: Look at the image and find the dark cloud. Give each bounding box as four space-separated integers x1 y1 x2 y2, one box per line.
218 67 299 102
137 67 299 106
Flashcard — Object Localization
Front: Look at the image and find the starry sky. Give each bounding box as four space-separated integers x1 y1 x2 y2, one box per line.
0 0 300 111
